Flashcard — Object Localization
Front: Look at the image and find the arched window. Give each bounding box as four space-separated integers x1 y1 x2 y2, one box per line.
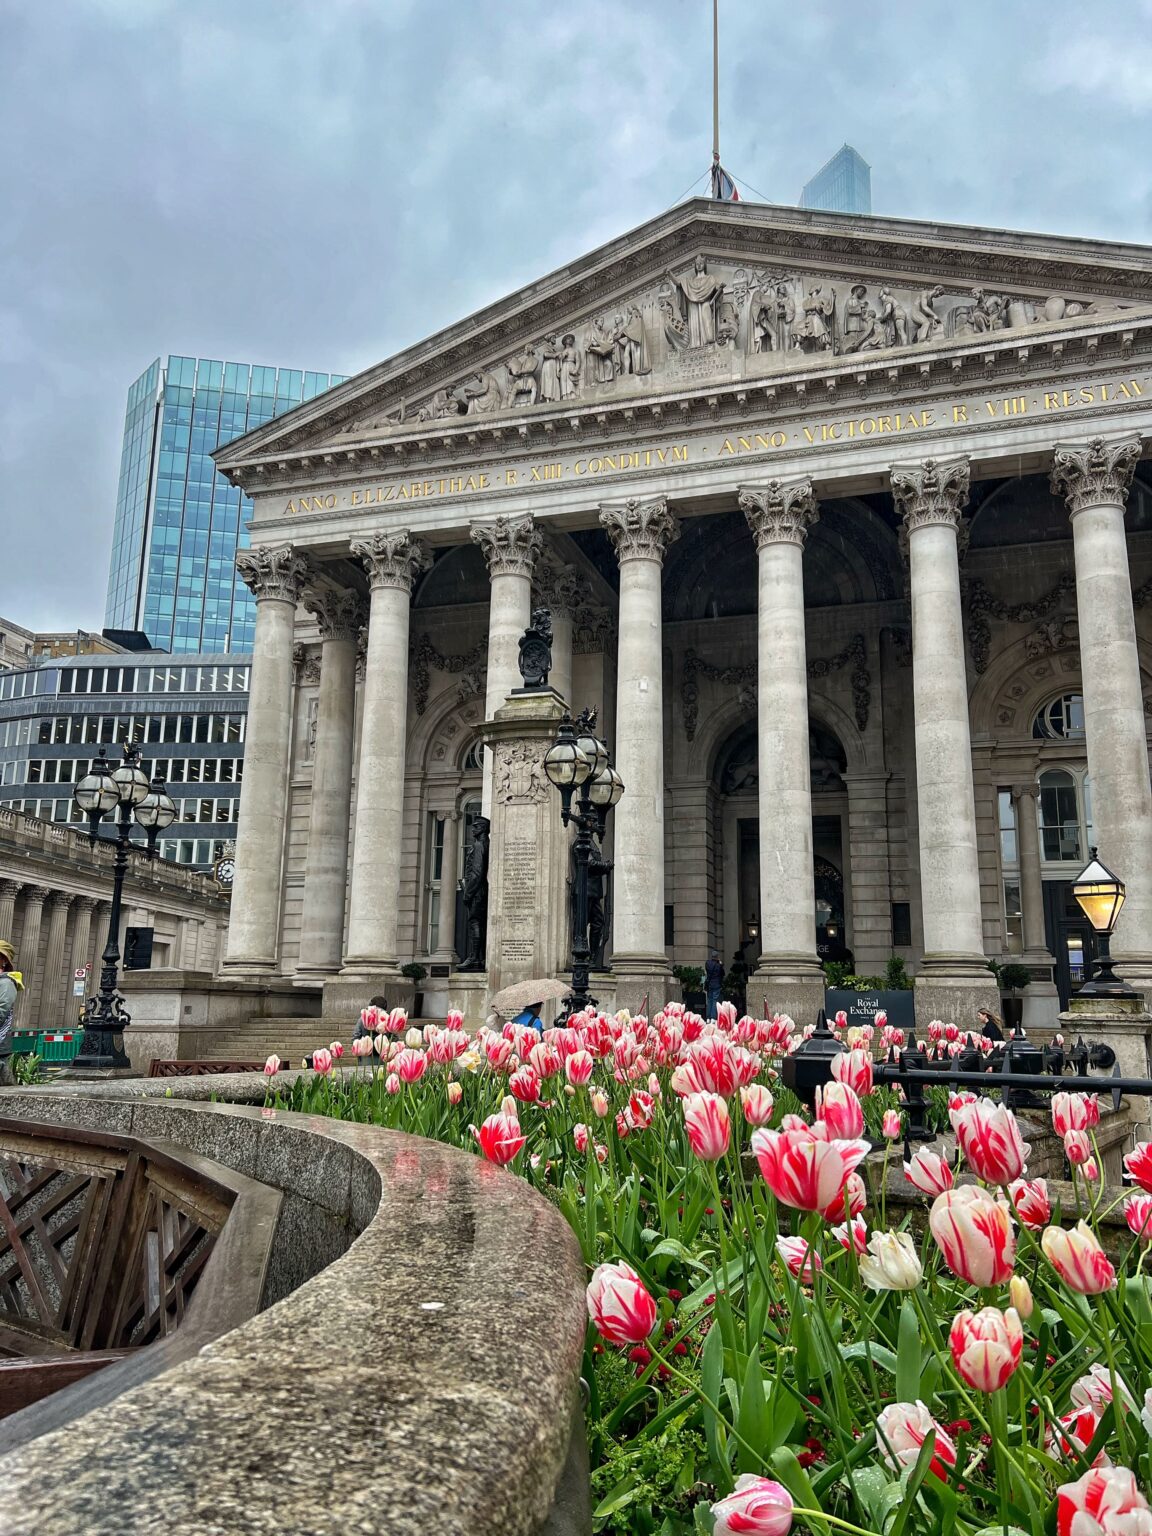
1033 693 1085 740
1038 768 1082 861
461 738 483 773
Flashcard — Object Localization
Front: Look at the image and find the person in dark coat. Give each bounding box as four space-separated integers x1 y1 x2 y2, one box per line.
704 950 725 1021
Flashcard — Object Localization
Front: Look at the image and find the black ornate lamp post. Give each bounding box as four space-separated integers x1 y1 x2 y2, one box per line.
1072 848 1133 997
69 743 177 1072
543 709 624 1015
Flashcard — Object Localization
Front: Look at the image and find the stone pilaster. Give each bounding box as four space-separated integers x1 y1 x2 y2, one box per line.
431 808 461 966
844 772 895 976
738 480 825 1020
891 458 997 1023
38 892 74 1030
297 583 365 976
224 542 310 975
600 496 680 1010
337 531 430 995
1051 435 1152 1000
16 886 49 1029
68 895 97 1007
472 515 543 815
1009 782 1059 1028
0 879 21 942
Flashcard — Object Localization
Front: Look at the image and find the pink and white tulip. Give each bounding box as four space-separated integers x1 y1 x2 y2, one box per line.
683 1092 731 1161
1042 1221 1117 1295
928 1185 1015 1287
905 1149 953 1197
815 1081 865 1139
1009 1178 1051 1231
474 1109 526 1166
1053 1091 1100 1136
876 1401 957 1481
831 1049 873 1098
586 1261 657 1344
1056 1467 1152 1536
948 1306 1024 1392
740 1083 775 1126
775 1235 822 1283
710 1475 795 1536
752 1125 871 1215
952 1099 1030 1184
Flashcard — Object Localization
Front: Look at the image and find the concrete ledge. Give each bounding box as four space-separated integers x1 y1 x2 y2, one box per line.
0 1077 589 1536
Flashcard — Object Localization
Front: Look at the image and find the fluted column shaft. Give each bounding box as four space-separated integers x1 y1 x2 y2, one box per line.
601 498 679 971
68 897 96 998
38 893 73 1029
298 586 364 974
892 458 986 968
1052 436 1152 974
432 808 461 964
0 880 21 941
473 516 542 814
225 544 309 973
16 887 48 1029
739 481 822 977
343 531 430 972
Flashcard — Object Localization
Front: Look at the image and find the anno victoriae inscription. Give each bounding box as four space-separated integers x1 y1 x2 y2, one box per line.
278 374 1148 516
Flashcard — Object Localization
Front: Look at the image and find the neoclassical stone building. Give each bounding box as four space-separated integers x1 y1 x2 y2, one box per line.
212 199 1152 1026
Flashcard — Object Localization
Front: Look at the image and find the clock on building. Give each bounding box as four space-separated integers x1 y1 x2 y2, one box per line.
214 855 236 892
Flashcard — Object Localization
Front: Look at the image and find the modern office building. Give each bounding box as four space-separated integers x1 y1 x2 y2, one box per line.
105 356 346 654
799 144 871 215
0 651 249 869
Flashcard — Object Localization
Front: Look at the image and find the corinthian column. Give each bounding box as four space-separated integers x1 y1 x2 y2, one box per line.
342 530 430 977
224 543 309 975
38 892 74 1030
738 480 824 1012
1051 435 1152 989
600 497 679 1007
472 515 543 812
891 458 996 1020
297 583 365 975
16 886 49 1028
0 880 21 941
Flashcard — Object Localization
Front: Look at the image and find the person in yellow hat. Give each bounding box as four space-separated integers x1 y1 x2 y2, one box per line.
0 940 23 1086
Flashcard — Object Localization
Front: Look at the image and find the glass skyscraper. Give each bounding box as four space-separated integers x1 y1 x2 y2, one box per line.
799 145 872 216
105 356 346 653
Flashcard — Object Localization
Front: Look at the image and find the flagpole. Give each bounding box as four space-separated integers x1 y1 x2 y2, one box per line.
712 0 720 163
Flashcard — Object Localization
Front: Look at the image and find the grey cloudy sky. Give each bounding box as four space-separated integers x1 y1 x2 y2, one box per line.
3 0 1151 633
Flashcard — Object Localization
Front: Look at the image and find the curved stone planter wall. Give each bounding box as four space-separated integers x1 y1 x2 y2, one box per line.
0 1076 589 1536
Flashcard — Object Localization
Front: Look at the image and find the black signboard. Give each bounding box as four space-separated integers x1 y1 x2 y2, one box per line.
124 926 154 970
824 988 915 1031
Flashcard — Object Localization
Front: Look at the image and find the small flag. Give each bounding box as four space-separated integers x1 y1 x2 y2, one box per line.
711 154 740 201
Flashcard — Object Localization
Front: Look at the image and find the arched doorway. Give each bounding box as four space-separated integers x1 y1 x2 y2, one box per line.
713 719 851 971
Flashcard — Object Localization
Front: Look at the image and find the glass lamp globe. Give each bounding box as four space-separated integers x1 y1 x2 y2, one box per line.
74 760 118 815
1072 849 1126 934
587 766 617 808
573 725 608 781
111 758 151 806
543 737 591 788
136 783 178 831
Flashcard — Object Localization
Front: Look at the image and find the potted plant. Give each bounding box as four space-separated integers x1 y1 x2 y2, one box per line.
672 964 706 1014
400 961 427 1019
997 961 1032 1031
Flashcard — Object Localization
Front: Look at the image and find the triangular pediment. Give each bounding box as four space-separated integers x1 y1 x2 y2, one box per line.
216 200 1152 478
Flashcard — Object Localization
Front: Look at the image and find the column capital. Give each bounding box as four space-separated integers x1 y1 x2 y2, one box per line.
1050 435 1142 515
738 479 818 548
302 584 366 642
599 496 680 564
73 894 100 912
1010 782 1039 803
22 886 50 906
0 879 23 899
350 530 431 592
470 514 543 578
48 891 76 909
890 456 971 532
235 542 310 604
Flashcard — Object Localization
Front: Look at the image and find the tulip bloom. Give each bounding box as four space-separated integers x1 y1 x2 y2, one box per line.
1124 1142 1152 1193
393 1047 427 1085
1042 1221 1117 1295
385 1072 400 1094
815 1081 865 1139
1010 1274 1034 1319
586 1261 657 1345
833 1215 868 1254
1064 1129 1093 1166
311 1047 333 1076
573 1123 590 1154
882 1108 902 1141
831 1048 873 1098
775 1235 822 1283
752 1125 870 1215
952 1099 1030 1184
876 1401 957 1481
474 1109 526 1166
740 1083 775 1126
329 1040 345 1060
859 1230 923 1291
905 1149 954 1197
590 1087 610 1118
949 1306 1024 1392
710 1475 795 1536
565 1050 594 1087
929 1185 1015 1287
508 1066 541 1103
1057 1468 1152 1536
445 1080 463 1106
1125 1193 1152 1242
350 1035 374 1059
1009 1178 1052 1231
683 1092 731 1161
263 1054 281 1076
1071 1362 1135 1416
1050 1408 1110 1469
820 1171 866 1223
1053 1091 1100 1137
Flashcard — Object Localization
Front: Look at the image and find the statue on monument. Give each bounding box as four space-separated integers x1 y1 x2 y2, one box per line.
665 255 726 348
793 285 837 352
586 318 617 384
457 816 491 972
518 607 553 690
912 285 946 343
559 333 582 399
505 344 539 408
587 832 612 973
612 307 651 375
538 336 562 403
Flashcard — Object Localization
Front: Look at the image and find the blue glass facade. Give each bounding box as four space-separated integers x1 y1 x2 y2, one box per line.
799 145 872 216
105 356 346 654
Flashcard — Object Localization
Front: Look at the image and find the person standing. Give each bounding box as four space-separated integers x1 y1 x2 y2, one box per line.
0 941 24 1087
705 949 725 1022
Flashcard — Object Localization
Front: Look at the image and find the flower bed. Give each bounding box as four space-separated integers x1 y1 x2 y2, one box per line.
269 1002 1152 1536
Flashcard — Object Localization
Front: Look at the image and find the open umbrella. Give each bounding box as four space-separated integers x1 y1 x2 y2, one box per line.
489 977 571 1015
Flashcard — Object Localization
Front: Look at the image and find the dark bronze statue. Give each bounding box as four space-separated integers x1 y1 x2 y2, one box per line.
518 607 553 689
458 815 491 971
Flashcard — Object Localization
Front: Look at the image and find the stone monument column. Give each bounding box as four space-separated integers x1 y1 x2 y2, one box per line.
37 892 74 1029
471 515 543 814
297 583 365 976
890 458 997 1023
338 531 430 997
738 480 825 1019
16 886 49 1028
224 543 309 976
1010 782 1059 1026
599 496 680 1010
431 808 461 966
1051 435 1152 996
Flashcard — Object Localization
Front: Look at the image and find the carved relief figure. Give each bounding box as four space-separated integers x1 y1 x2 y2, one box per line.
559 333 582 399
613 306 651 375
793 285 836 352
842 284 881 353
586 318 617 383
665 255 726 348
418 387 460 421
505 344 539 408
877 287 909 347
912 285 946 343
538 336 562 403
461 370 502 415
